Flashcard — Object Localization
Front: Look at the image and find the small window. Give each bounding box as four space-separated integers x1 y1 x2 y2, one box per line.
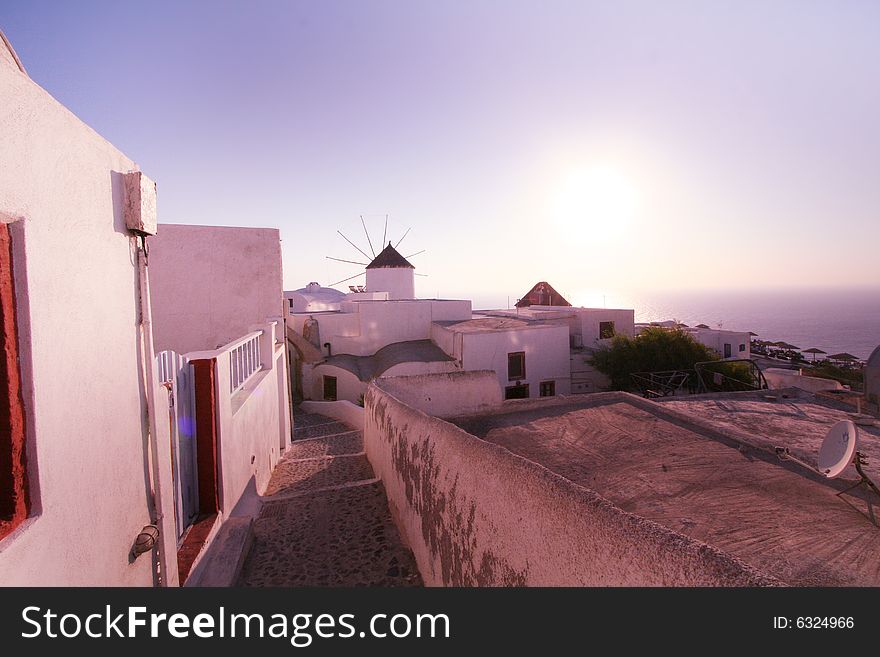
738 343 746 352
505 384 530 400
322 375 337 401
599 321 615 339
724 343 732 358
507 352 525 380
539 381 555 397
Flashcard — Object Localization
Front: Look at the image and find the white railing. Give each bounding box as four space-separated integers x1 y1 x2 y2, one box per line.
228 331 262 394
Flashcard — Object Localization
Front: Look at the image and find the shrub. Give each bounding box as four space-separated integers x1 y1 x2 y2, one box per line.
591 327 719 390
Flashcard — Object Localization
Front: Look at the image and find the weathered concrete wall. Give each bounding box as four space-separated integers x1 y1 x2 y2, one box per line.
377 371 502 419
149 224 284 353
764 368 843 393
364 380 780 586
0 55 177 584
570 353 612 394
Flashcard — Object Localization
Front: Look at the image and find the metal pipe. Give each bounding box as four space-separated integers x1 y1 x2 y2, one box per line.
135 240 170 586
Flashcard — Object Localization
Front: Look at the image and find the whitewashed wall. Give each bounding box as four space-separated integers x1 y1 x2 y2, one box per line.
576 308 636 347
149 224 285 354
0 53 177 584
443 324 572 398
690 328 751 360
291 299 471 357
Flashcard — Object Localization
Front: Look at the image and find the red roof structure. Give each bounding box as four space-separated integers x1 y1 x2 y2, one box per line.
514 281 571 308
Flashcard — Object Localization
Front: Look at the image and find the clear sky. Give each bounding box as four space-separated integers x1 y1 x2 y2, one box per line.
3 1 878 307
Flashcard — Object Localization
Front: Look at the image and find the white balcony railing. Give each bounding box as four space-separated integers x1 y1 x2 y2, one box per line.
228 331 262 394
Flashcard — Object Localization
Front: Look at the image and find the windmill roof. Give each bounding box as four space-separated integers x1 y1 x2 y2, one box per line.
366 243 414 269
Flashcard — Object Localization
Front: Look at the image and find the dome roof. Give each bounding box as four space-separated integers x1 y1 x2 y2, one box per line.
287 282 346 313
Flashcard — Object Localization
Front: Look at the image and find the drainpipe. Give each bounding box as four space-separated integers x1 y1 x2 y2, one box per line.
134 238 170 586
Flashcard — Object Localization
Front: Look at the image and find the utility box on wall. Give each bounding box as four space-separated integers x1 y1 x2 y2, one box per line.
123 170 158 235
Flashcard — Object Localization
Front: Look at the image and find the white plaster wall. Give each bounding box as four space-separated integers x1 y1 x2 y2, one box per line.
212 344 288 515
690 329 751 360
148 224 284 353
303 359 458 403
0 58 177 585
431 322 456 356
376 371 502 418
365 267 414 300
291 300 471 359
459 325 572 398
308 364 367 403
381 360 459 379
577 308 636 347
427 299 472 321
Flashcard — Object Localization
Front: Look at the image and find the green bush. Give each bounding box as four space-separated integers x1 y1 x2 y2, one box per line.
591 327 720 390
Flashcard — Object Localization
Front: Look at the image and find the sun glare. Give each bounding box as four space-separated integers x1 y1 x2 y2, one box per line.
552 167 638 241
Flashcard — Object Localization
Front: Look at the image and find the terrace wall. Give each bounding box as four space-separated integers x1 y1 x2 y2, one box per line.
364 378 780 586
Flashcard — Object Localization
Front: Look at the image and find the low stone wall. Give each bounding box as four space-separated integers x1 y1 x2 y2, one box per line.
364 381 780 586
376 370 501 419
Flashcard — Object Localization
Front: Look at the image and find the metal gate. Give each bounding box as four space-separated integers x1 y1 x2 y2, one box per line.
156 350 199 542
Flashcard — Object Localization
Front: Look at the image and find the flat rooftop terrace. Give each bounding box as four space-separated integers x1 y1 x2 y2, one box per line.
451 391 880 586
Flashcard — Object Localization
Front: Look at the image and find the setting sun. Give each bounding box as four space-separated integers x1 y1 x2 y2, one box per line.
552 167 639 241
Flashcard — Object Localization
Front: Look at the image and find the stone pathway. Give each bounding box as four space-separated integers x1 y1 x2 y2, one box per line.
238 412 422 587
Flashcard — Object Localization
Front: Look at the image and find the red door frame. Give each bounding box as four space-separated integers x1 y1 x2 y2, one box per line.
191 358 219 515
0 222 29 541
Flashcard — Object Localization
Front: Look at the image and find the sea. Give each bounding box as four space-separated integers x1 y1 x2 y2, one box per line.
473 287 880 360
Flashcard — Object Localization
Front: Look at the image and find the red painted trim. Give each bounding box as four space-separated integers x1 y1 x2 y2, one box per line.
191 358 219 515
0 222 29 540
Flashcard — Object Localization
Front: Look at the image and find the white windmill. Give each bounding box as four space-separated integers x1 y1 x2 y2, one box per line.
326 214 427 300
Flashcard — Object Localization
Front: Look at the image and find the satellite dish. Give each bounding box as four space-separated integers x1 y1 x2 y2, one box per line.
818 420 858 479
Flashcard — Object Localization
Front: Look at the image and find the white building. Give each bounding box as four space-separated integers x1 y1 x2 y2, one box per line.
686 327 750 360
287 262 634 402
0 33 292 585
479 305 635 394
148 223 292 581
0 37 179 585
365 242 415 300
432 316 572 399
635 322 751 361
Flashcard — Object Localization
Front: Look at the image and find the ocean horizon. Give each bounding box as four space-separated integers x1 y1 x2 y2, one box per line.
471 287 880 360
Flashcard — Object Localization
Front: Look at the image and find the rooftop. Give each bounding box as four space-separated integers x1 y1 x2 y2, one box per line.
450 390 880 586
434 316 561 334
